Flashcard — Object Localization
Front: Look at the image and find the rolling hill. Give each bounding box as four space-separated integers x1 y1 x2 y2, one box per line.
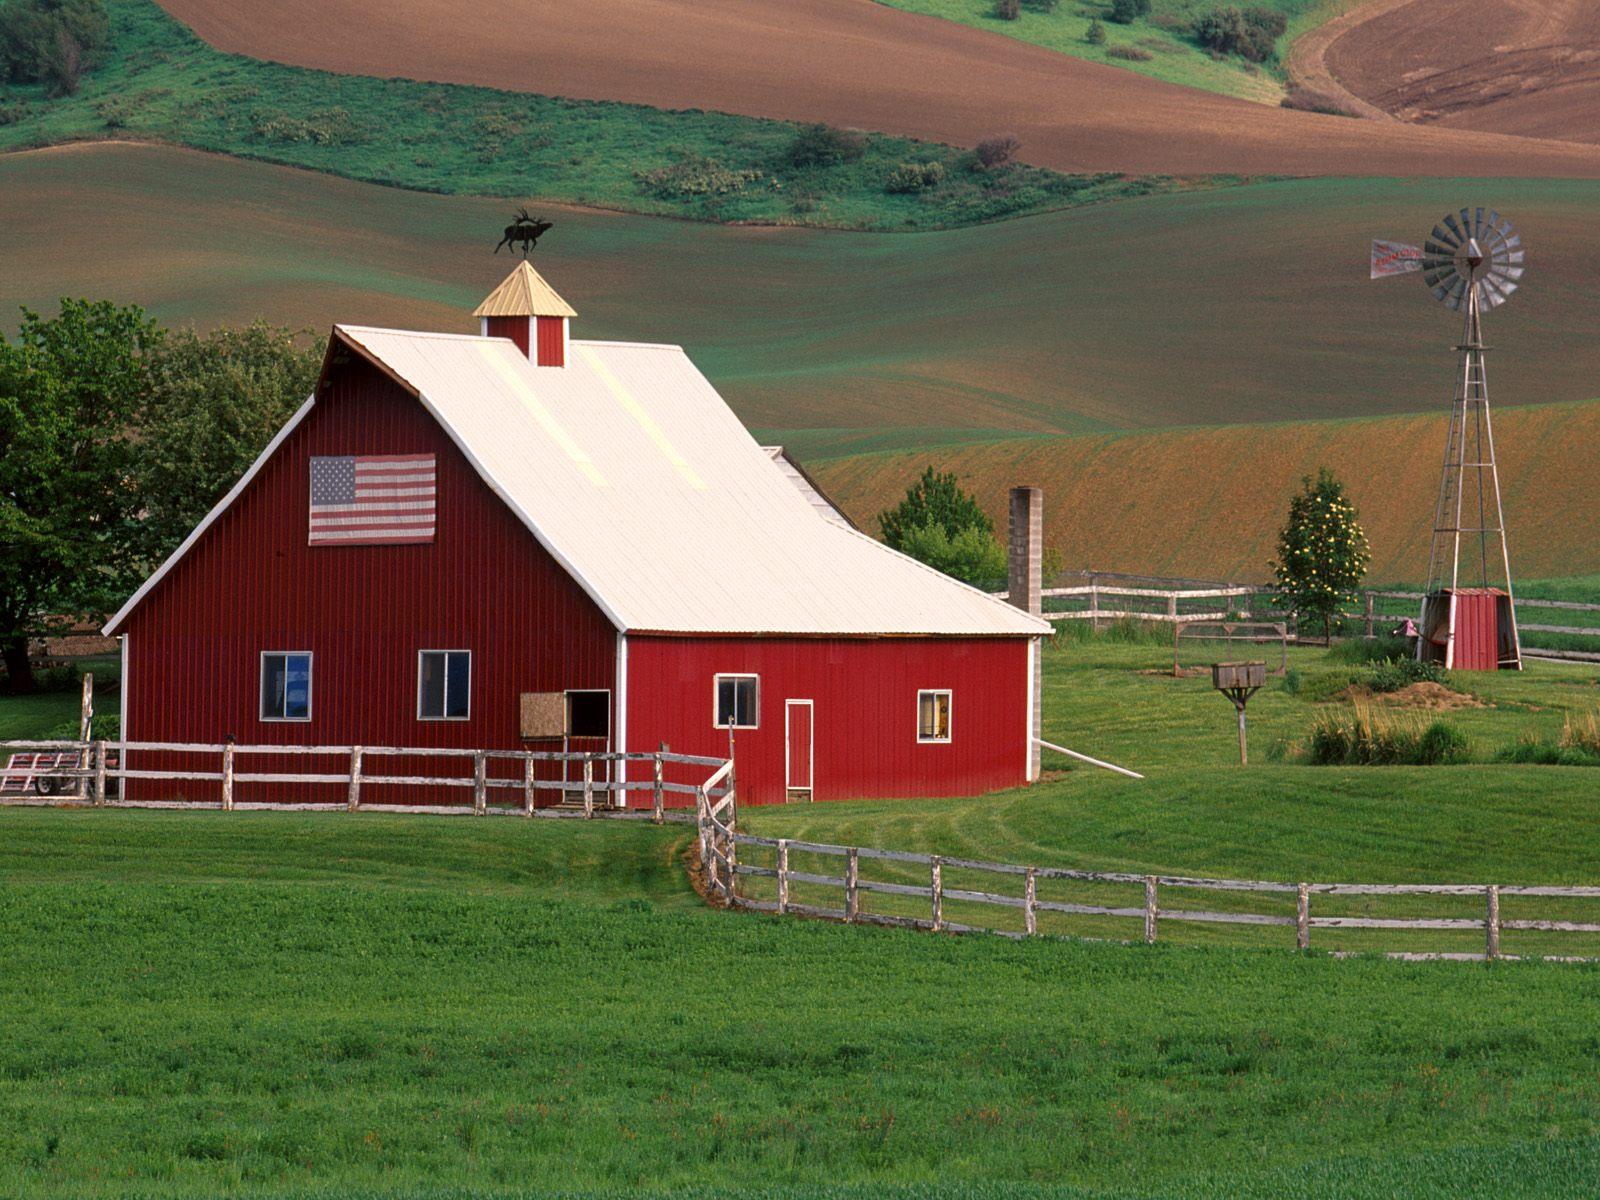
147 0 1600 179
810 400 1600 583
5 143 1600 465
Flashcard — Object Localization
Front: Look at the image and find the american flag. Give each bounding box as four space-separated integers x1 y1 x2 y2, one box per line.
309 454 436 545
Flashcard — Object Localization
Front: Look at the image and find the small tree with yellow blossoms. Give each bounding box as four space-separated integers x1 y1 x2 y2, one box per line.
1269 469 1371 644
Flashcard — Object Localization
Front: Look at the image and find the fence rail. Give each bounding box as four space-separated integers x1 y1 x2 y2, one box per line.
0 738 728 824
722 833 1600 962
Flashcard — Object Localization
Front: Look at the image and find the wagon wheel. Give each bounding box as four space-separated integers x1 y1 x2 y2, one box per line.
35 775 58 796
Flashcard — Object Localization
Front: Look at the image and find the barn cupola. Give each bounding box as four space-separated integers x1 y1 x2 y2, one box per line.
473 260 576 367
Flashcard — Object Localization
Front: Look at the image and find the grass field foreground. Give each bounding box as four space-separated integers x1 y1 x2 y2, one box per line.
0 0 1198 232
4 808 1600 1198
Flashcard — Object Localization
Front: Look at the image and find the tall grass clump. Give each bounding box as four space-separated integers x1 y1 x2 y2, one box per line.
1328 635 1411 665
1498 711 1600 766
1304 703 1468 766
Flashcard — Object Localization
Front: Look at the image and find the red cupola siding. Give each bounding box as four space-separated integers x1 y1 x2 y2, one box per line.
105 263 1049 806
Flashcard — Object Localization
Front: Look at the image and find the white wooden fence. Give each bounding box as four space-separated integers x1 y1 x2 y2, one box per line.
719 834 1600 963
0 738 730 824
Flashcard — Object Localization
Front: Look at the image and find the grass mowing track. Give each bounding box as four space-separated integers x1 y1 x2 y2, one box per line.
5 637 1600 1194
0 0 1198 233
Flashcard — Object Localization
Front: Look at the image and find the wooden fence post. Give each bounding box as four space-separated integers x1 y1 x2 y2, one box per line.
1143 875 1158 944
777 839 790 915
582 755 594 818
1364 592 1376 640
93 739 108 806
1090 581 1100 631
1486 885 1501 961
77 672 93 798
1024 866 1038 936
1167 594 1178 622
931 856 944 931
473 752 487 815
652 742 666 825
346 746 363 812
845 847 860 922
220 743 235 812
1296 882 1309 951
523 754 536 816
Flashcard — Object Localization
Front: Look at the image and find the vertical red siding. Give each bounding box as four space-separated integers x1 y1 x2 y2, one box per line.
1450 589 1501 670
535 316 565 367
485 315 530 357
626 636 1031 805
122 356 616 802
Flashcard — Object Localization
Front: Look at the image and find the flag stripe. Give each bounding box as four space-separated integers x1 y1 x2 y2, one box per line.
310 453 436 545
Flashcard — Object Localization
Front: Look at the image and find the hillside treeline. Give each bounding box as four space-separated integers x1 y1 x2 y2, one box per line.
0 0 107 94
0 300 319 691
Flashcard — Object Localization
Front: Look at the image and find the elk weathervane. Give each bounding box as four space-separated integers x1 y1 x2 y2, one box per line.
496 207 553 256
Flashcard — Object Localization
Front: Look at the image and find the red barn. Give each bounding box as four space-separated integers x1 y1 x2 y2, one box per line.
104 263 1048 806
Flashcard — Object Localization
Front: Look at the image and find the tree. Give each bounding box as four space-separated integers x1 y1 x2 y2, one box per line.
974 133 1021 170
1269 469 1371 644
1193 6 1286 62
0 0 109 94
1086 17 1107 44
878 466 993 550
0 300 158 692
895 522 1008 587
137 322 321 563
1108 0 1149 24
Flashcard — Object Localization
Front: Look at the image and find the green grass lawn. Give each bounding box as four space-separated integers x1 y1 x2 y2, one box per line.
873 0 1346 102
0 0 1204 232
6 639 1600 1195
4 808 1600 1199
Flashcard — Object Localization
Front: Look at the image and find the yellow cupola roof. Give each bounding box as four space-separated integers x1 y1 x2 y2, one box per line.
473 260 577 319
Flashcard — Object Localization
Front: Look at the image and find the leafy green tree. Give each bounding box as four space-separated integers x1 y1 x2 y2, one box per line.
895 522 1009 587
1108 0 1149 24
0 0 109 94
1086 17 1107 43
878 466 993 550
1269 468 1371 644
0 300 158 692
137 322 320 562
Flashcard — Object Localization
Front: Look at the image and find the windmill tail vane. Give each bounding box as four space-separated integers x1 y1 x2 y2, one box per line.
1368 207 1526 672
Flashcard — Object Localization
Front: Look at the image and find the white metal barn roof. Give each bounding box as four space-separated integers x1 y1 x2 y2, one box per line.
108 325 1048 639
761 446 857 531
339 327 1046 637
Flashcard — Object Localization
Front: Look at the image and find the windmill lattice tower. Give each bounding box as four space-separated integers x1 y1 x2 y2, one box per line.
1370 208 1524 670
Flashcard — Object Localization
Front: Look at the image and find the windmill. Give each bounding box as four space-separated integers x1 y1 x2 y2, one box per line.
1371 208 1524 670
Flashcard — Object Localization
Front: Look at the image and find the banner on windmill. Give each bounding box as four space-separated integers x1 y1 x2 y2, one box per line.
1370 239 1423 278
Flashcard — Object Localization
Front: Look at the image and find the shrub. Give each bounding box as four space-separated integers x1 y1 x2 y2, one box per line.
0 0 108 94
1282 667 1301 695
974 134 1021 169
993 0 1020 18
1106 45 1154 60
783 123 864 169
884 160 945 194
251 107 365 146
1194 6 1288 63
1366 658 1445 694
636 156 771 198
0 97 30 125
1303 704 1469 766
1086 17 1107 44
1108 0 1150 24
894 521 1007 586
1328 635 1411 665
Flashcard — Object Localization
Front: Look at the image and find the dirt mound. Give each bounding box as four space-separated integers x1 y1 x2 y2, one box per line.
152 0 1600 178
1322 0 1600 144
1338 682 1484 711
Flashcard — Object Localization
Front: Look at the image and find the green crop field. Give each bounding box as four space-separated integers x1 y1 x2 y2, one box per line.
0 0 1185 233
6 635 1600 1196
6 144 1600 464
874 0 1345 102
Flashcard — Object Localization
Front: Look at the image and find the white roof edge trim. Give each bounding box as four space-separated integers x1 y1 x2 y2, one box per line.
833 522 1054 636
103 393 319 636
405 386 631 633
569 338 685 352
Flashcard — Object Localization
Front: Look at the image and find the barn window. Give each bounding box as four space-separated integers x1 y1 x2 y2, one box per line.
917 690 952 743
260 652 312 722
714 674 759 729
566 690 610 739
417 650 471 720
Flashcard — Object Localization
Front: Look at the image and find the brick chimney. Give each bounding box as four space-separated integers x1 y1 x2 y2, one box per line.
1009 486 1043 782
473 260 576 367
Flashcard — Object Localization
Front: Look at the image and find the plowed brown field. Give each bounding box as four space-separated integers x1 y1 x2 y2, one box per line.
153 0 1600 178
7 144 1600 465
1322 0 1600 144
811 400 1600 582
